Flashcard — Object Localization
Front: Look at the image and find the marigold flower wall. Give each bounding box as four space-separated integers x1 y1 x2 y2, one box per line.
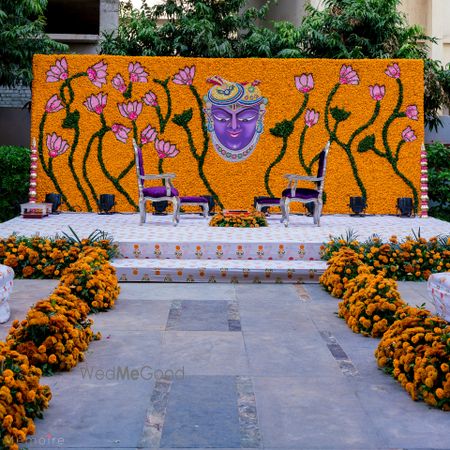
31 55 424 213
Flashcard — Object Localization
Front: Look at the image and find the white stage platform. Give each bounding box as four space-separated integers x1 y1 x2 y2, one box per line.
1 213 448 283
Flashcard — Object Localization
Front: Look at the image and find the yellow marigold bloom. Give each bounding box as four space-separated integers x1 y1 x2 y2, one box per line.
38 345 46 353
435 388 445 400
441 363 449 372
2 369 13 378
2 414 13 427
48 354 57 364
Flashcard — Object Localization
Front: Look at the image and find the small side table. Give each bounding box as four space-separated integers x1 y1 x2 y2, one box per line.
20 202 53 218
180 196 209 218
254 197 281 213
0 264 14 323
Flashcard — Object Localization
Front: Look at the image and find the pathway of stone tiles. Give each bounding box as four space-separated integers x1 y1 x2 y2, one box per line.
3 280 449 450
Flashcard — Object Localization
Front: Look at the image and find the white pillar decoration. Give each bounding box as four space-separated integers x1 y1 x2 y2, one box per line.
29 137 38 203
420 143 429 218
0 265 14 324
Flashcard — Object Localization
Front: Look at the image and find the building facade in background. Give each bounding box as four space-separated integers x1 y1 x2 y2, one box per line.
0 0 119 147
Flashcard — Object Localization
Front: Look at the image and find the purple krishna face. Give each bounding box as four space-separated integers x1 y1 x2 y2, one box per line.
211 104 261 151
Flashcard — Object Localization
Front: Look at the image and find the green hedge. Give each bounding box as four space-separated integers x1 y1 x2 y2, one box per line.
0 146 30 223
426 142 450 222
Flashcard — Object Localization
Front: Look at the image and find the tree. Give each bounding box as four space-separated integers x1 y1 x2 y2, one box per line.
297 0 450 130
100 0 300 58
101 0 450 130
0 0 67 88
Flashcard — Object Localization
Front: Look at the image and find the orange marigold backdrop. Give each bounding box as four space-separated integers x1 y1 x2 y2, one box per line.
31 55 424 214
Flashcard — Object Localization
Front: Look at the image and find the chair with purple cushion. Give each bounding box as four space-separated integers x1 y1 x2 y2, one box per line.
280 141 330 227
133 140 180 225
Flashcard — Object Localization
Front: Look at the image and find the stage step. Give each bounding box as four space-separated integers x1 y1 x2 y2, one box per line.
118 241 323 261
112 258 327 284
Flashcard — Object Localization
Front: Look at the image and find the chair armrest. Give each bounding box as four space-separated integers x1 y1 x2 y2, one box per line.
284 174 323 182
140 173 176 181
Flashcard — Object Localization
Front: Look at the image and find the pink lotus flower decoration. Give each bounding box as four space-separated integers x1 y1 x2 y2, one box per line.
47 132 69 158
339 65 359 85
46 57 68 82
83 93 108 115
118 101 143 121
142 91 158 107
141 125 157 144
405 105 419 120
369 84 386 101
45 94 64 113
154 139 180 158
128 62 148 83
402 126 417 142
304 109 320 127
385 63 400 79
111 123 131 143
295 74 314 93
112 73 127 93
173 66 195 85
87 61 108 88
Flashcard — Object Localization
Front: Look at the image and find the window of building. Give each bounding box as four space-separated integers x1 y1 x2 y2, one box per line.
46 0 100 35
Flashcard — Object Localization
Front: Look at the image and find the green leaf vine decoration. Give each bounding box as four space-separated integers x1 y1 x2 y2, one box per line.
172 106 223 209
123 82 133 100
361 78 419 212
82 131 101 206
95 114 138 210
297 117 327 178
158 158 164 174
324 83 377 202
60 73 92 211
116 121 139 182
154 78 172 133
37 111 73 210
264 94 308 197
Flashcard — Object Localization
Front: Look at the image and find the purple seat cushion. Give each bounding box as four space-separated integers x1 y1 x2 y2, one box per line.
282 188 319 199
180 196 208 203
256 197 281 204
143 186 179 198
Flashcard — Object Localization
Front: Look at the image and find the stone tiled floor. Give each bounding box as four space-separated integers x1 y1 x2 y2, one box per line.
2 281 449 450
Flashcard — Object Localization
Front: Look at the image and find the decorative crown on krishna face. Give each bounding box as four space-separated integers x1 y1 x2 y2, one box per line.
204 76 268 163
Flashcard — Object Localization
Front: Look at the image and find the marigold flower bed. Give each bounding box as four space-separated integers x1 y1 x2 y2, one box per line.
320 232 450 410
321 232 450 281
338 268 406 337
0 233 120 448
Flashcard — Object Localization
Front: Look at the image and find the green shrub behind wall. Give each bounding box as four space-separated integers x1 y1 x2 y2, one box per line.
0 146 30 223
426 142 450 222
